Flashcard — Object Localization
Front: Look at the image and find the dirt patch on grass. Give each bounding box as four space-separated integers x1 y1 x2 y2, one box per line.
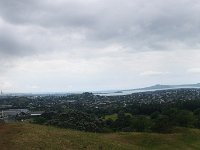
0 123 22 150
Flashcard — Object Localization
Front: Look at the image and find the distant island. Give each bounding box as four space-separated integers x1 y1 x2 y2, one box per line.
137 83 200 90
95 83 200 96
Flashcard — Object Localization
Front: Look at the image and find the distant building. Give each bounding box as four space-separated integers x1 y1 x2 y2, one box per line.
30 111 44 116
3 109 28 116
1 109 29 122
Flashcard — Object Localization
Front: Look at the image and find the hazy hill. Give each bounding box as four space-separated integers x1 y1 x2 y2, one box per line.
1 123 200 150
137 83 200 90
97 83 200 96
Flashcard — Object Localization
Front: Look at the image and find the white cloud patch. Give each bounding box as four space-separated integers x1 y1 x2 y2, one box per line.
140 71 169 76
187 68 200 73
0 78 13 91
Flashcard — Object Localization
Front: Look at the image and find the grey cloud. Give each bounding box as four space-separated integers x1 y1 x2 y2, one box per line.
88 0 200 50
0 0 200 59
0 32 32 57
0 0 97 27
0 0 38 24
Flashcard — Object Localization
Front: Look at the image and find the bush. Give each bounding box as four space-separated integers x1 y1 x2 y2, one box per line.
131 116 152 132
151 115 173 133
176 110 194 127
32 116 47 124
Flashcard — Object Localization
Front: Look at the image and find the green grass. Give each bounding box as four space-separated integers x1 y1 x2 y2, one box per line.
1 123 200 150
104 113 118 121
104 113 132 121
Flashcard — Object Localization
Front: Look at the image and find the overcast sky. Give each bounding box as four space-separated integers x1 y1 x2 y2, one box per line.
1 0 200 93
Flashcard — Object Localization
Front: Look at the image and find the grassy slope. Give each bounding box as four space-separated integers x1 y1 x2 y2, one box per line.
1 123 200 150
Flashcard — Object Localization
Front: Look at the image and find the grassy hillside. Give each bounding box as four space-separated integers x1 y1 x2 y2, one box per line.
1 123 200 150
